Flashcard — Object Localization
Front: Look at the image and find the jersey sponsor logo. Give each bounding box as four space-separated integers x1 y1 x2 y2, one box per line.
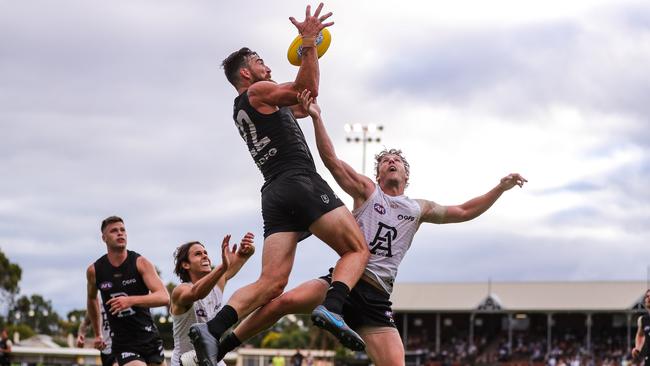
369 222 397 258
397 214 415 221
99 281 113 290
121 278 136 286
255 147 278 168
374 203 386 215
321 194 330 204
120 352 138 359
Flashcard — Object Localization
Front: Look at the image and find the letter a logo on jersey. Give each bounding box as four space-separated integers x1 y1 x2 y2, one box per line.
369 222 397 257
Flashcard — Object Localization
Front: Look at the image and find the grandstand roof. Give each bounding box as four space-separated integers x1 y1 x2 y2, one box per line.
391 281 648 312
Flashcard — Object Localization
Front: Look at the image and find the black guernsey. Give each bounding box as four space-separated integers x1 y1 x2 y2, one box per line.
94 250 159 348
233 91 317 182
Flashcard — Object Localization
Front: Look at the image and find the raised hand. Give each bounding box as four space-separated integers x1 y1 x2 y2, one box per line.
289 3 334 37
498 173 527 191
236 232 255 259
221 234 232 271
297 89 321 119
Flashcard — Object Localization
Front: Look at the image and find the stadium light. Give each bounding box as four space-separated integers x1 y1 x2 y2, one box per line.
344 123 384 175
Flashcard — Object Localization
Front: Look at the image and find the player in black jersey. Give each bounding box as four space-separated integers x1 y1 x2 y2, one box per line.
633 290 650 365
86 216 170 366
189 4 369 366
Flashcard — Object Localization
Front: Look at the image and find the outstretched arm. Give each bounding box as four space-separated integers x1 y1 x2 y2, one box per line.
249 4 333 109
288 3 333 98
171 236 232 314
298 90 375 205
418 173 527 224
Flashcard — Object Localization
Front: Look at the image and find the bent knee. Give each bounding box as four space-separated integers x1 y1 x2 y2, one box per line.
349 228 369 251
346 236 370 257
267 285 285 300
272 292 302 311
257 278 287 300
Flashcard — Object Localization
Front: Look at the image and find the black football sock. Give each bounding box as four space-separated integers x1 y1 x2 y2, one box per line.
206 305 238 339
321 281 350 315
217 332 242 360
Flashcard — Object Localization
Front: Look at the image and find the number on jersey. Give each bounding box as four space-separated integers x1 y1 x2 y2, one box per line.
236 110 271 157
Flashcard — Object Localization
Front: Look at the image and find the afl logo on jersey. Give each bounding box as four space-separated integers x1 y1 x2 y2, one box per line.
99 281 113 290
374 203 386 215
196 309 207 317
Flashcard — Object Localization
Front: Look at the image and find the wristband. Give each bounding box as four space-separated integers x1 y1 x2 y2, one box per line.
301 36 316 48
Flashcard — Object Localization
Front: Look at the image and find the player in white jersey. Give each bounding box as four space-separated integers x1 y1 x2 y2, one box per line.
170 233 254 366
214 91 527 365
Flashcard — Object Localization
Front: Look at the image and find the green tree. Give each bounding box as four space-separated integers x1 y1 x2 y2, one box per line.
249 314 339 350
66 309 86 325
6 323 35 340
0 248 22 315
9 294 60 335
60 309 86 336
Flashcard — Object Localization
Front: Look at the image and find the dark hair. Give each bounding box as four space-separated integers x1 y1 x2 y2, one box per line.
101 216 124 232
174 241 204 283
374 148 411 187
221 47 257 86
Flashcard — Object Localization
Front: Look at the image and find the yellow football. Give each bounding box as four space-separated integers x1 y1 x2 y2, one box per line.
287 28 332 66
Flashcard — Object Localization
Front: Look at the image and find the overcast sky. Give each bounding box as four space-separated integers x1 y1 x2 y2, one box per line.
1 0 649 316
